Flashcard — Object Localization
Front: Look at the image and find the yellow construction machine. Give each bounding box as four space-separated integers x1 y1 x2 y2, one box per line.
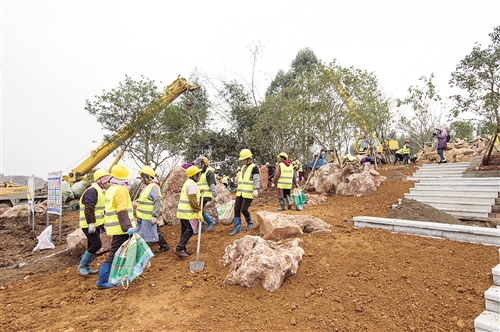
63 76 199 185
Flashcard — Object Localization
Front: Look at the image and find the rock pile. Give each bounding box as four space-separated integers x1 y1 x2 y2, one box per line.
415 143 483 164
256 211 331 241
304 162 382 197
1 201 47 218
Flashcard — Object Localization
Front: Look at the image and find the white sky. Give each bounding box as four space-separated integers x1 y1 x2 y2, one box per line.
1 0 499 180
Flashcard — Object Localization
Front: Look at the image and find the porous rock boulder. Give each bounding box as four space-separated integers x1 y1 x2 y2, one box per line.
257 211 332 241
259 165 269 190
1 202 47 218
221 235 304 292
304 162 381 197
161 166 232 226
416 143 482 164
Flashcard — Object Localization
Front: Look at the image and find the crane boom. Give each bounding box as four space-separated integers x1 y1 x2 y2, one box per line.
327 70 381 155
64 76 199 184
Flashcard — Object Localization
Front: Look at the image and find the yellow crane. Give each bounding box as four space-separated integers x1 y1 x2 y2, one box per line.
327 70 383 155
64 76 199 185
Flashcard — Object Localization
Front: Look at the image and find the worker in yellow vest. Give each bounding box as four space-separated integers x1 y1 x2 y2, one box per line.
174 166 203 257
77 168 111 276
393 140 411 165
230 149 260 236
272 152 298 210
222 175 229 188
295 160 303 182
193 156 217 232
135 165 170 253
96 164 136 289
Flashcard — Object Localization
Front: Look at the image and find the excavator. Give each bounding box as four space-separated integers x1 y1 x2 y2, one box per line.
63 76 199 185
326 70 398 155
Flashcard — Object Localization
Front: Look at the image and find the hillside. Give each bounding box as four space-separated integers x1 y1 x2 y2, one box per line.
0 167 498 331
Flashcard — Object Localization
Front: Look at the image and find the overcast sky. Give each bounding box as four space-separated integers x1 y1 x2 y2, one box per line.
1 0 499 180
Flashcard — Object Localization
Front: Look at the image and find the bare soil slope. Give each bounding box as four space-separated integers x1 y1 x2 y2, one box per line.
1 168 498 332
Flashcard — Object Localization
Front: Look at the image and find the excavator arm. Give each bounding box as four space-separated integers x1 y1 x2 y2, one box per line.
327 70 381 155
63 76 199 184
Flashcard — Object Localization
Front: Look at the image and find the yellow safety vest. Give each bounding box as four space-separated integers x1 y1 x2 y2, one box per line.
236 164 255 199
79 183 106 228
136 182 162 220
104 185 135 236
277 162 294 189
396 145 411 155
297 162 303 172
222 176 228 184
176 179 200 220
198 170 212 199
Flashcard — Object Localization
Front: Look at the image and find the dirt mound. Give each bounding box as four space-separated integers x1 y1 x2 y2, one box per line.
384 171 407 182
387 198 495 227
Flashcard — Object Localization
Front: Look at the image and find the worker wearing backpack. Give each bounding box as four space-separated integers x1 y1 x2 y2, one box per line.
433 124 448 163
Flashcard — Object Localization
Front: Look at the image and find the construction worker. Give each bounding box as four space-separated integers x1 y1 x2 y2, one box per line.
295 160 303 182
77 168 111 276
222 174 229 188
135 165 170 253
272 152 297 210
193 156 217 232
393 140 411 165
174 166 203 257
433 124 448 163
230 149 260 236
96 164 136 289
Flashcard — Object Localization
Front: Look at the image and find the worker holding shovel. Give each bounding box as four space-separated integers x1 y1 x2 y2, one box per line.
174 166 203 257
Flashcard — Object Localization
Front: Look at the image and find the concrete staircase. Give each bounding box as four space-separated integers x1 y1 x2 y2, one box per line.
405 162 500 220
474 251 500 332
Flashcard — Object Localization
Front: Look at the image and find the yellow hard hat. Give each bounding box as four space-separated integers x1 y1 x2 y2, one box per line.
111 164 130 180
138 165 155 178
94 168 110 182
239 149 252 160
186 165 202 178
277 152 288 160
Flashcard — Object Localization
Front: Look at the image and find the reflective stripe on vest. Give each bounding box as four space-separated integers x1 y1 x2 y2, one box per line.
136 182 162 220
396 146 411 155
79 183 106 228
104 185 135 236
236 164 255 199
176 178 200 220
198 170 212 199
277 163 294 189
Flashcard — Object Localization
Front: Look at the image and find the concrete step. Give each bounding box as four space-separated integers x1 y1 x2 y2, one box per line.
418 162 471 169
485 286 500 314
474 310 500 332
352 216 500 245
412 171 465 176
412 184 500 191
494 265 500 286
404 193 496 204
408 189 499 197
444 209 490 219
415 178 500 185
411 199 492 211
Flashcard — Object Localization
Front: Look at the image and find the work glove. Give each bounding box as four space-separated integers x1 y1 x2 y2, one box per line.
127 228 136 236
150 216 158 225
271 183 275 188
196 211 203 220
88 223 96 234
253 189 259 198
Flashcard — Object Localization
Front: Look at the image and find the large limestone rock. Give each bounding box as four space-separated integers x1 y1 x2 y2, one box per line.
161 167 232 226
221 235 304 292
66 228 111 256
416 143 483 164
1 202 47 218
257 211 332 241
303 194 327 206
304 162 381 197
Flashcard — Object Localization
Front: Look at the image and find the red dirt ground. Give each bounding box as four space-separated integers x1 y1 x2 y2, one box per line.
1 165 498 332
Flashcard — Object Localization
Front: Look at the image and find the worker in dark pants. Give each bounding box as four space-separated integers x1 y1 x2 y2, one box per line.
174 166 203 257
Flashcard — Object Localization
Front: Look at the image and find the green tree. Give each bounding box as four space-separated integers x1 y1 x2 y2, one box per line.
396 74 447 150
85 75 206 174
449 25 500 129
449 120 475 141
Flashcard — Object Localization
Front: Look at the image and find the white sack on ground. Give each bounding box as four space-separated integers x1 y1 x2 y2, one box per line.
33 225 55 251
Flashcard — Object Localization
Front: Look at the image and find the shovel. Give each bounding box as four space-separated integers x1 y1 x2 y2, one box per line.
190 193 205 273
